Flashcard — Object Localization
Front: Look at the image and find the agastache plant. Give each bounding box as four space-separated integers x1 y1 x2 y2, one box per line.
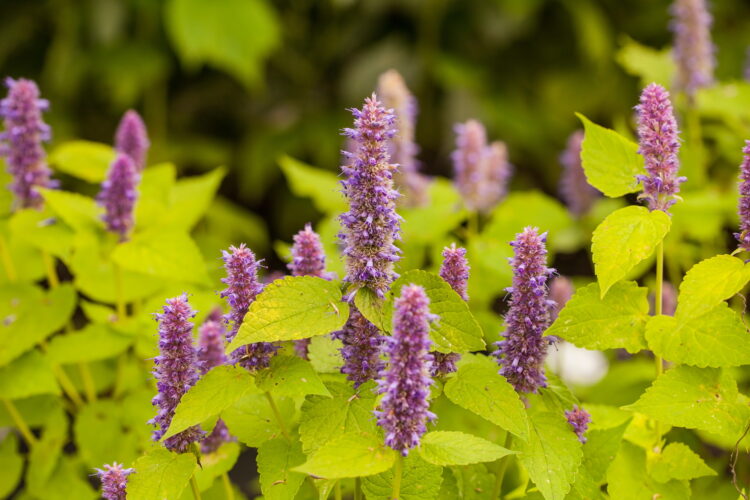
432 243 469 376
335 307 384 387
95 463 134 500
376 284 435 456
197 313 232 453
565 406 591 443
115 109 150 171
494 227 555 393
671 0 715 99
559 130 599 216
97 153 139 240
0 77 56 210
735 141 750 252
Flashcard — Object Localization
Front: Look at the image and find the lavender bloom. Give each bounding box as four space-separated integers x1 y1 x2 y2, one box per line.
745 48 750 82
549 276 574 322
196 314 233 453
221 244 277 371
340 94 402 299
635 84 686 213
477 141 512 213
431 353 460 377
432 243 470 376
115 110 150 171
494 227 555 394
735 141 750 252
376 284 435 456
671 0 715 99
97 154 138 240
334 305 384 388
377 69 428 207
559 130 599 216
150 294 205 453
0 78 56 210
565 406 591 443
95 463 134 500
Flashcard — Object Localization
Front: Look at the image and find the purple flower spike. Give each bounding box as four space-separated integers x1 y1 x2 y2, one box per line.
221 244 277 371
377 70 428 207
376 284 435 456
635 84 686 213
115 110 150 171
97 154 139 240
735 141 750 252
559 130 599 216
95 462 134 500
440 243 470 301
150 294 205 453
334 305 384 387
565 406 591 443
340 93 402 299
493 227 555 394
431 352 460 377
671 0 715 99
549 276 574 322
0 78 56 210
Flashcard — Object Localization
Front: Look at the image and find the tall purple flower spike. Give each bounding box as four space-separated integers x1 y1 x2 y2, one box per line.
221 244 277 371
735 141 750 252
635 84 686 213
115 110 150 171
97 154 139 240
340 93 402 299
334 305 384 388
150 294 205 453
376 284 435 456
0 78 56 210
197 312 233 453
95 462 134 500
559 130 599 216
671 0 715 99
565 405 591 443
377 69 429 207
493 227 555 394
432 243 470 376
549 276 574 323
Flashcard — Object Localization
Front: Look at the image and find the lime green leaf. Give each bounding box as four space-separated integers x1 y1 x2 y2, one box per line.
0 350 59 399
615 37 675 88
163 365 257 440
40 457 97 500
361 454 443 500
126 448 197 500
623 366 750 438
227 276 347 349
74 401 140 469
160 167 226 231
40 189 102 233
418 431 514 466
222 393 295 447
48 140 116 183
0 434 23 498
293 432 397 479
255 355 330 398
134 163 176 230
443 357 528 440
547 281 649 353
194 441 240 490
576 114 645 198
47 324 132 364
278 156 346 214
26 407 67 495
450 464 495 500
607 441 689 500
307 335 343 374
592 206 671 297
257 437 306 500
646 304 750 367
401 178 466 243
648 442 716 482
675 255 750 320
570 420 630 499
9 209 74 259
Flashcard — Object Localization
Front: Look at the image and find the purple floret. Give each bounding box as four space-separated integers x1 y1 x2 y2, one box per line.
97 154 139 240
432 243 470 376
565 405 591 443
559 130 599 216
735 141 750 252
334 305 384 388
671 0 715 99
95 462 134 500
115 110 150 171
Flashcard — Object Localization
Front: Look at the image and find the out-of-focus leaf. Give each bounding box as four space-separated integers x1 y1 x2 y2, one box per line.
46 323 132 364
126 448 197 500
257 437 307 500
48 140 116 183
9 209 74 259
74 400 140 469
615 37 675 88
0 434 23 497
362 454 443 500
279 156 346 214
607 441 689 499
0 350 60 399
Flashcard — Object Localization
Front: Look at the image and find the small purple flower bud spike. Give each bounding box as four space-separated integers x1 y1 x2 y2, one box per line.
197 312 233 454
334 305 384 388
376 284 436 456
635 84 686 213
549 276 574 323
671 0 715 99
735 141 750 252
559 130 599 216
115 110 150 171
432 243 470 376
493 227 555 393
97 154 139 241
95 462 134 500
565 405 591 443
0 78 57 210
150 294 205 452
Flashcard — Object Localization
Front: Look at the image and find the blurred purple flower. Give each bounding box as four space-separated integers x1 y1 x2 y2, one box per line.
432 243 470 376
671 0 715 98
97 154 139 240
565 405 591 443
559 130 599 216
95 462 134 500
115 110 150 171
549 276 574 322
736 141 750 252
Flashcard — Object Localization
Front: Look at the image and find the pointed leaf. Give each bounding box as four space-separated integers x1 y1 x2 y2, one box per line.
361 454 443 500
0 350 59 399
648 442 716 482
293 432 397 479
257 437 306 500
255 355 330 398
675 255 750 320
126 448 197 500
418 431 515 466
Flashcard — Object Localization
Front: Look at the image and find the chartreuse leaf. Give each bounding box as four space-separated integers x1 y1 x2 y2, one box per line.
570 419 630 499
48 140 116 183
576 113 645 197
194 441 240 490
222 393 295 447
443 356 528 439
401 178 466 244
278 156 346 214
307 335 343 374
624 366 750 438
645 304 750 367
257 437 306 500
159 167 226 231
361 453 443 500
514 408 583 500
74 401 140 469
616 37 675 88
9 209 74 259
228 276 348 349
0 350 59 399
39 188 102 233
47 323 132 364
40 456 97 500
163 365 257 440
592 206 671 297
126 448 197 500
546 281 649 353
255 355 330 398
647 442 716 482
451 463 495 500
607 441 689 500
675 254 750 320
134 163 176 230
293 432 397 479
26 407 67 496
0 434 23 497
418 431 514 466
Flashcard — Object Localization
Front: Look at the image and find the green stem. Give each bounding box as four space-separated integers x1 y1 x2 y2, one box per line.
654 241 664 452
2 398 37 446
190 475 202 500
391 454 403 500
53 363 85 408
354 477 363 500
334 481 342 500
221 473 234 500
264 392 291 441
42 251 59 288
114 264 126 320
0 235 17 282
78 363 97 402
492 433 513 499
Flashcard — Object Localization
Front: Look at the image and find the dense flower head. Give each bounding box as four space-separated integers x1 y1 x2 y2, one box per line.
97 154 139 240
671 0 715 98
431 352 460 377
150 294 205 452
494 227 555 393
635 84 685 212
0 77 56 209
95 462 134 500
340 93 402 298
440 243 470 301
377 69 428 206
565 405 591 443
289 223 327 278
735 141 750 252
559 130 599 216
549 276 574 322
376 284 435 455
334 305 384 387
115 110 150 171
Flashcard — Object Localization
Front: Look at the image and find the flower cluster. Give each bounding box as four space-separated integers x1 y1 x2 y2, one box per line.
376 284 435 456
431 243 469 376
196 313 232 454
671 0 714 98
335 305 384 387
559 130 599 216
735 141 750 252
494 227 554 393
565 405 591 443
95 463 134 500
115 110 150 171
97 154 139 240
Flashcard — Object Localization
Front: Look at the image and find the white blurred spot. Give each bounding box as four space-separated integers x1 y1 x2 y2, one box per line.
547 342 608 387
